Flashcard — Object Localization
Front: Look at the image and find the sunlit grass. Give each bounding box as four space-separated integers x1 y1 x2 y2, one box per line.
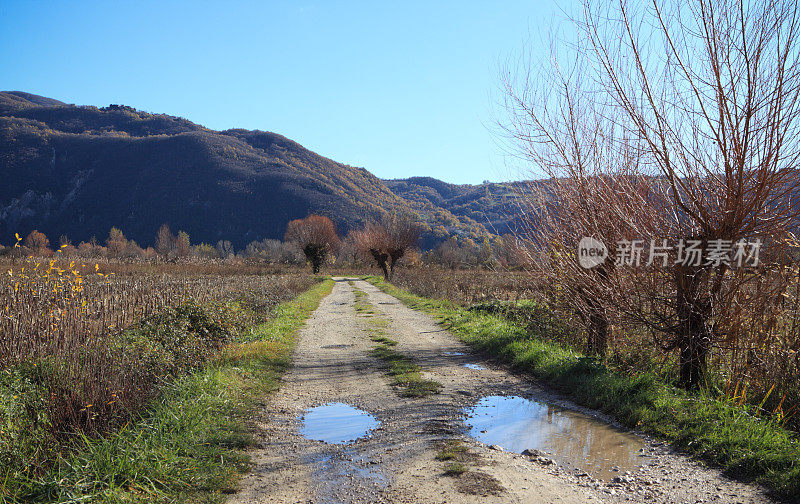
366 276 800 499
435 440 470 461
352 285 441 398
1 260 331 503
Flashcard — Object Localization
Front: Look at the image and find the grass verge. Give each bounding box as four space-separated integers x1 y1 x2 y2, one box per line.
5 279 334 504
365 276 800 500
442 462 467 476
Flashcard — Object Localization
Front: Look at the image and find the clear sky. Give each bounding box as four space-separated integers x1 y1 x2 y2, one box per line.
0 1 569 184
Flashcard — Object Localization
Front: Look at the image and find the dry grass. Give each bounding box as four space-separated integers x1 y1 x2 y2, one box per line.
384 265 800 432
0 253 315 479
385 265 536 304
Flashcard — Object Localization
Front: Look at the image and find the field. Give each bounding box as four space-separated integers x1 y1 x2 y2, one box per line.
0 255 321 503
2 255 800 502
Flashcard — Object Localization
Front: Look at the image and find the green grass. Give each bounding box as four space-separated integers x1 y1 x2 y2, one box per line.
442 462 467 476
368 331 441 398
433 440 503 494
370 335 398 346
435 440 470 461
365 276 800 500
352 286 376 316
352 285 441 399
4 279 334 504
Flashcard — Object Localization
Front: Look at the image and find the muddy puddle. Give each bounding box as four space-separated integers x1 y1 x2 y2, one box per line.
464 395 644 480
300 402 380 444
308 449 387 502
463 363 485 370
444 351 465 356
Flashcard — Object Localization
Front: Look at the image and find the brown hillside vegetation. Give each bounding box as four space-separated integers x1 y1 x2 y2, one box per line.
0 92 512 249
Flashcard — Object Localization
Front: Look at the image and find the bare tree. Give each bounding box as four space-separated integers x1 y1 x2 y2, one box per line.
284 214 340 274
216 240 234 259
123 240 145 259
494 234 533 270
587 0 800 387
58 235 77 257
339 231 365 267
155 224 176 258
176 231 190 258
355 213 420 279
244 239 304 264
505 0 800 386
502 40 658 356
106 227 128 257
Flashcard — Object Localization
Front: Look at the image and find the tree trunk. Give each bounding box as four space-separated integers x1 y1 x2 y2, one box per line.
579 290 608 357
370 249 390 280
675 266 712 389
679 326 709 389
304 244 326 274
587 310 609 357
388 249 404 279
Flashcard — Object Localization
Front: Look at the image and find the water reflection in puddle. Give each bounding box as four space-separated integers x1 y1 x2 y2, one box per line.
464 395 644 480
300 403 380 444
444 351 465 356
308 449 388 502
463 363 485 370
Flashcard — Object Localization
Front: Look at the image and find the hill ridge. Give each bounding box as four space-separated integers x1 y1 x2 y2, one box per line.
0 91 517 248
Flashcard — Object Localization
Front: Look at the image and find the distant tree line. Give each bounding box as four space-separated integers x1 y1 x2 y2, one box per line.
0 218 534 273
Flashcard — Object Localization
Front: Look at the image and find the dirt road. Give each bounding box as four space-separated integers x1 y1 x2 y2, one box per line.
229 278 776 504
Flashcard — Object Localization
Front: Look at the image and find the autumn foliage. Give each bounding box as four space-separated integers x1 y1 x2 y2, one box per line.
284 215 340 273
353 213 420 279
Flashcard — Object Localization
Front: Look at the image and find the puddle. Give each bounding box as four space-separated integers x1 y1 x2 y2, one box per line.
444 351 465 356
308 448 388 502
463 363 485 370
321 344 352 349
300 403 380 444
464 395 644 480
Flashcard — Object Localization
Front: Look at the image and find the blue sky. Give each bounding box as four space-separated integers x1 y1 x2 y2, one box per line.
1 1 570 184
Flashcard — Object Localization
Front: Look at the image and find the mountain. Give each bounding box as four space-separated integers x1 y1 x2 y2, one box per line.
0 92 518 249
383 177 526 237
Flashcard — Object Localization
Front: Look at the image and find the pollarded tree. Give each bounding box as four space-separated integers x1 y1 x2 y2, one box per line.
355 213 420 279
284 214 340 274
505 0 800 386
582 0 800 387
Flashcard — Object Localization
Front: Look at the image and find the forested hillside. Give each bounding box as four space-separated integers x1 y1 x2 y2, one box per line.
383 177 527 237
0 92 517 248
